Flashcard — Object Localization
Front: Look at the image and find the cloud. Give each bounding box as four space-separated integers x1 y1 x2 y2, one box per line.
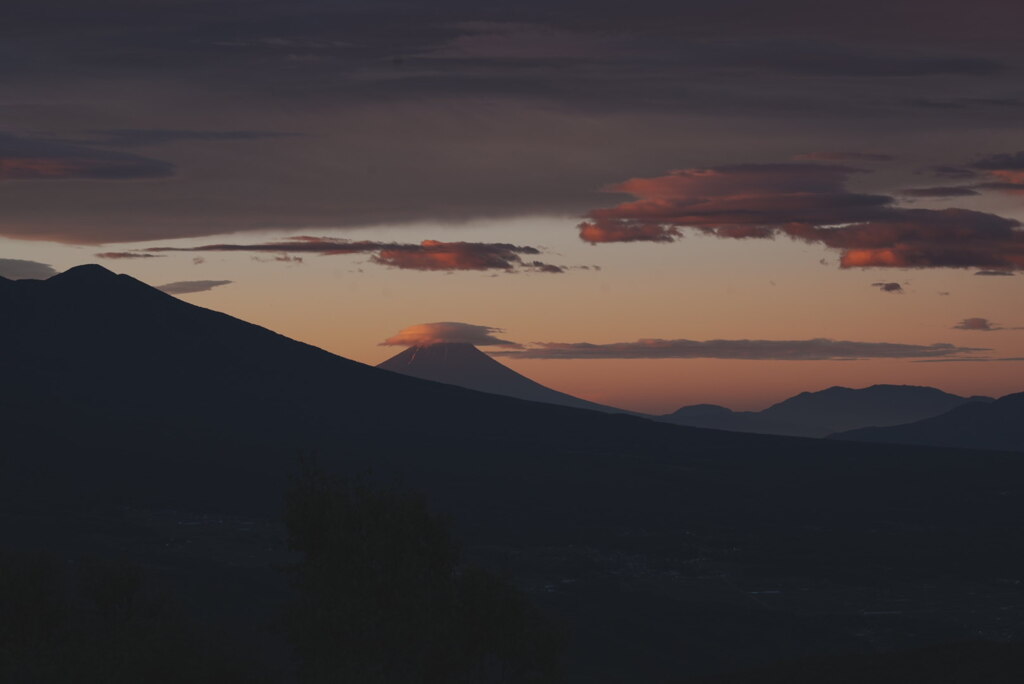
156 280 232 295
3 0 1024 244
371 240 563 273
972 152 1024 171
251 254 304 263
913 357 1024 363
795 152 894 162
872 282 904 293
952 317 1023 331
578 163 1024 270
0 258 57 280
909 97 1024 110
757 52 1006 78
0 133 174 181
77 129 297 147
579 163 882 243
975 270 1014 276
926 166 978 179
380 322 523 348
953 317 999 331
900 186 979 198
95 252 165 259
146 237 565 273
491 338 986 361
974 181 1024 193
968 151 1024 192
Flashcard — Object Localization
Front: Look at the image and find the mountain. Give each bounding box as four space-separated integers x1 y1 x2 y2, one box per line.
662 404 799 435
662 384 992 438
5 265 1024 682
0 265 679 464
833 391 1024 452
378 342 624 413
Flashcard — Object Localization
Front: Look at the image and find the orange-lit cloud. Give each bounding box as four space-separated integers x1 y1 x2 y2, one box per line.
372 240 561 272
381 322 523 348
145 237 565 273
579 163 1024 270
492 338 987 360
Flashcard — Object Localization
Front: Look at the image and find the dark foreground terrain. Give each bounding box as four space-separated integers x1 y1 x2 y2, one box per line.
3 266 1024 682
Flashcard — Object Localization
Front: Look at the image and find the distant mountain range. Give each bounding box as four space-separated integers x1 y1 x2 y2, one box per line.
377 342 624 413
661 385 994 438
833 391 1024 452
377 343 1002 443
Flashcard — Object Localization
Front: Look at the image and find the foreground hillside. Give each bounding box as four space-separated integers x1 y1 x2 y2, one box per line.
3 266 1024 682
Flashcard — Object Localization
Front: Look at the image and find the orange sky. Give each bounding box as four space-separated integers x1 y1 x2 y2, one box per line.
5 211 1022 414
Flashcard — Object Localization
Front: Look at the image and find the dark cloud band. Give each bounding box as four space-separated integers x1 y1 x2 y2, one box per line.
156 280 232 295
144 237 565 274
491 338 987 361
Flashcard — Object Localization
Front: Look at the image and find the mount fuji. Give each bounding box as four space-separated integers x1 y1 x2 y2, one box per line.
378 342 627 414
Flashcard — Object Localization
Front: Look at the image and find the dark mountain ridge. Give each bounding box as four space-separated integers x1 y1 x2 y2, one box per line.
663 384 992 437
833 391 1024 452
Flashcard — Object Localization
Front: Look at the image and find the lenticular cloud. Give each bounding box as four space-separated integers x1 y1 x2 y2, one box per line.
380 322 523 348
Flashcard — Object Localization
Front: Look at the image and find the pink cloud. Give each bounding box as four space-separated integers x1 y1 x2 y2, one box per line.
578 163 1024 270
380 322 522 348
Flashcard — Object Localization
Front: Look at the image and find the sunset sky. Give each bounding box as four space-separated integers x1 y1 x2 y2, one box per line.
3 0 1023 413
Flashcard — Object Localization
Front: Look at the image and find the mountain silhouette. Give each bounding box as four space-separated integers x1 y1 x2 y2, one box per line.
833 391 1024 451
0 263 709 511
662 384 991 437
6 265 1024 682
378 342 624 413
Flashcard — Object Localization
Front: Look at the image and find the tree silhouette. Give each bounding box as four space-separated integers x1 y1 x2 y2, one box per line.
284 462 564 683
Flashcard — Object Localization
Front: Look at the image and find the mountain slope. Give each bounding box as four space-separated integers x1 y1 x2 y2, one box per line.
833 391 1024 452
1 264 721 505
662 385 990 437
378 342 624 413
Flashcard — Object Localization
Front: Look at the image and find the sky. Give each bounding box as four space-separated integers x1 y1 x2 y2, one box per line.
2 0 1023 413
